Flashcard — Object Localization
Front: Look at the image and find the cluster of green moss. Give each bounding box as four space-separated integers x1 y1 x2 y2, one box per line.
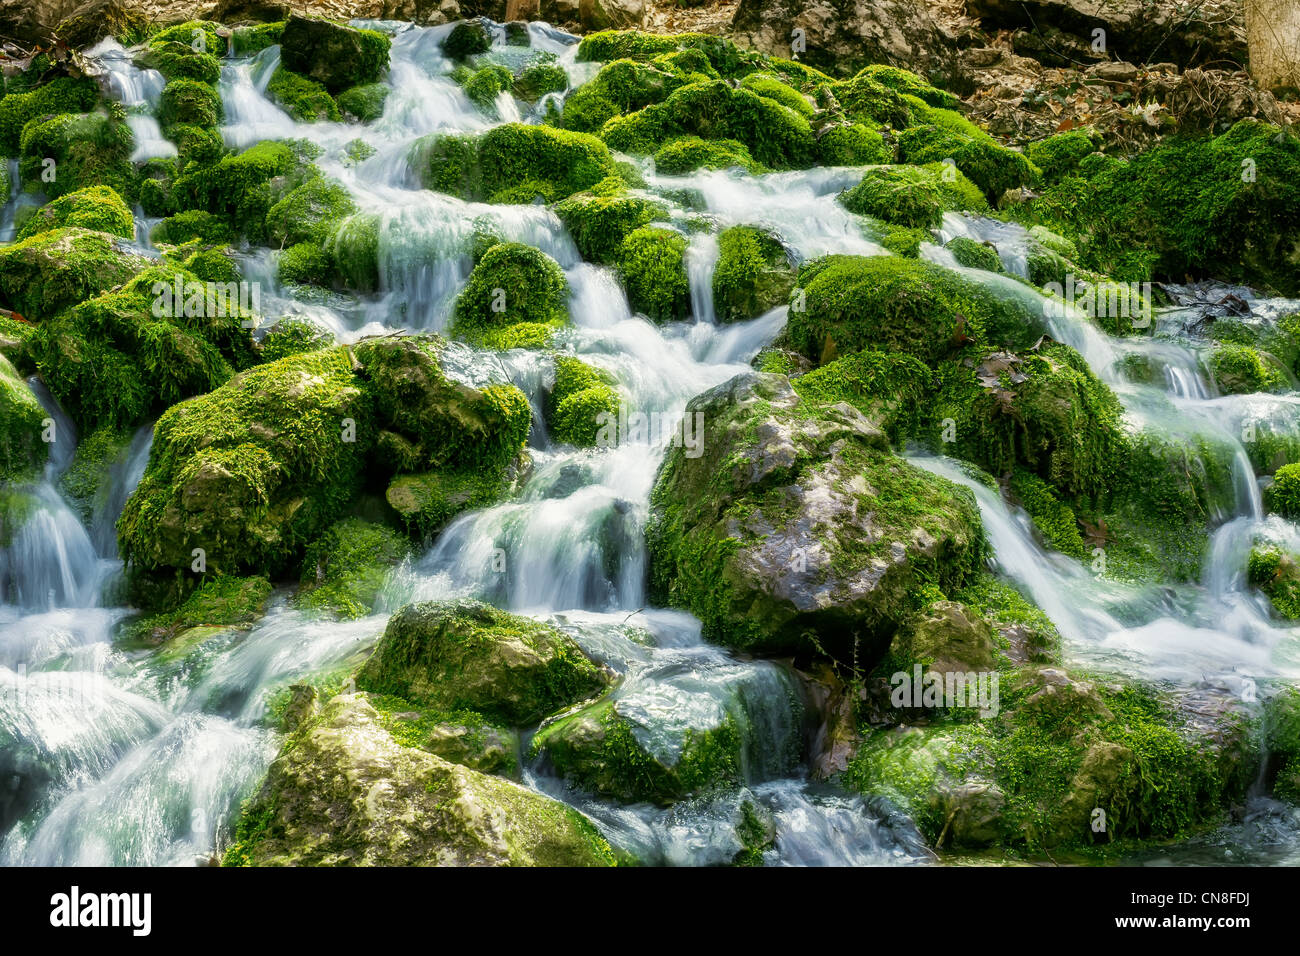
1265 463 1300 518
896 101 1040 202
1012 120 1300 293
0 354 48 482
121 574 274 643
295 518 410 618
0 75 99 153
615 226 690 322
791 350 932 444
1206 342 1287 394
267 67 341 122
554 185 665 263
0 227 148 320
1026 131 1098 184
1009 470 1089 560
19 106 136 202
712 226 797 323
451 242 569 347
1248 547 1300 619
946 236 1002 272
546 356 621 447
16 186 134 241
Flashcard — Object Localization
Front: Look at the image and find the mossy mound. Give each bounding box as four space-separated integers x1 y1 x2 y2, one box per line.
0 227 149 320
712 226 796 323
896 103 1039 202
264 176 358 247
159 78 222 133
0 75 99 153
1206 343 1287 394
553 188 664 264
1264 463 1300 518
357 600 609 726
295 518 410 619
0 355 48 482
816 123 893 166
840 165 944 229
615 226 690 323
278 15 390 95
450 243 569 347
151 210 234 246
442 19 493 60
1026 131 1098 184
337 83 389 122
267 67 340 122
791 350 933 445
223 693 615 866
946 236 1003 272
173 141 299 241
1248 547 1300 619
135 40 222 84
653 136 760 174
15 186 134 242
647 372 984 662
786 254 1046 366
18 107 136 201
28 263 259 432
259 318 334 362
546 356 621 448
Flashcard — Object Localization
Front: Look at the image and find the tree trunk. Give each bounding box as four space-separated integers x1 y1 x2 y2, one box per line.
1243 0 1300 91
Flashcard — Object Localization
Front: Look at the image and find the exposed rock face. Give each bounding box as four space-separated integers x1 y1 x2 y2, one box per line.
646 372 985 663
223 693 616 866
966 0 1246 70
730 0 962 82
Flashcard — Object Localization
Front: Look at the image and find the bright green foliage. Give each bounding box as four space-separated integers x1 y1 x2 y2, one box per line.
1248 547 1300 619
554 189 663 264
151 20 227 56
0 227 148 319
230 22 285 57
547 356 621 447
18 108 136 201
16 186 133 241
150 210 233 245
278 242 332 286
881 227 925 258
841 165 944 228
514 64 567 101
279 17 390 94
0 354 48 482
327 213 381 292
26 263 258 432
451 243 569 345
1207 343 1287 394
259 319 334 361
1265 463 1300 518
1015 121 1300 292
1009 470 1089 559
357 600 609 726
946 236 1003 272
118 347 374 576
267 67 341 122
817 123 892 166
654 136 759 174
601 80 815 170
0 76 99 152
712 226 796 323
1027 131 1097 183
791 350 932 444
832 70 914 128
174 141 296 238
135 41 222 84
296 518 410 618
739 73 812 115
855 65 959 109
1265 689 1300 801
897 105 1039 201
170 124 226 169
159 79 222 132
337 83 389 121
786 254 1046 366
462 65 514 115
615 226 690 322
265 176 358 247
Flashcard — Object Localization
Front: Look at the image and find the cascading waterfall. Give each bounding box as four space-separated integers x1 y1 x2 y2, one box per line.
3 20 1298 867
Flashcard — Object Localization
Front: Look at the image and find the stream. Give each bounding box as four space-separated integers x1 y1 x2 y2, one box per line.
1 22 1298 866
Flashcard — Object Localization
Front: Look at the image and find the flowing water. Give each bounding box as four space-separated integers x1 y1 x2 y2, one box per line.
2 21 1298 866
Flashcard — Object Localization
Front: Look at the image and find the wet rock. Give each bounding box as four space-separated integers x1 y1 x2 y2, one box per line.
222 693 616 866
278 15 391 95
647 372 985 663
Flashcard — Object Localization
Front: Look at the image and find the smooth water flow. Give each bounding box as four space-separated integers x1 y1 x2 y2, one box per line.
2 22 1297 866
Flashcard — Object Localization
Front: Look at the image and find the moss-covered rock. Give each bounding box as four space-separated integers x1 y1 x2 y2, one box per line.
897 104 1039 202
840 165 943 229
513 63 567 102
449 242 569 347
278 15 390 95
646 372 984 662
122 574 273 644
945 236 1003 272
653 136 760 174
786 254 1046 366
295 518 410 619
222 693 615 866
1026 131 1097 184
1248 547 1300 619
266 67 340 122
553 188 663 264
441 18 493 60
790 350 932 445
337 83 389 122
150 210 234 246
173 141 297 241
15 185 133 241
357 600 609 726
159 79 222 133
27 263 259 432
18 107 136 201
615 226 690 323
0 227 149 319
816 123 893 166
0 354 47 482
1206 343 1287 395
1264 463 1300 519
546 356 621 448
0 75 99 153
712 226 796 323
461 64 514 116
259 318 334 362
264 175 357 248
135 40 222 84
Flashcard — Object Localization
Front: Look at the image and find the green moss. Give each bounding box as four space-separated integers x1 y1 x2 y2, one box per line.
159 79 222 132
135 40 222 84
229 22 285 57
442 20 492 60
1206 343 1287 394
1009 470 1088 560
170 123 226 170
174 140 296 240
816 123 893 166
462 64 514 116
357 600 608 727
0 76 99 153
267 67 341 122
841 165 944 229
0 354 48 482
1265 463 1300 518
546 356 621 448
712 226 796 323
855 64 959 110
739 73 812 116
0 227 147 319
832 70 913 128
296 518 410 618
451 243 569 345
18 107 136 201
514 64 568 102
881 227 924 258
946 236 1002 272
265 175 358 247
337 83 389 122
15 185 133 241
278 17 390 94
615 226 690 322
791 350 932 444
259 319 334 362
150 210 234 245
653 136 760 175
150 20 226 56
1026 131 1097 183
897 105 1039 202
277 242 332 286
553 188 663 264
327 213 381 293
1248 547 1300 619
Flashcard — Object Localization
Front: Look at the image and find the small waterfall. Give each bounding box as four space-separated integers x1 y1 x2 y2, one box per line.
91 424 153 556
686 231 719 324
86 38 176 162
